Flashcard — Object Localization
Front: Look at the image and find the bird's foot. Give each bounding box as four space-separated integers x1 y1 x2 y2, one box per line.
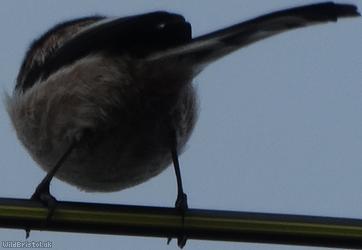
26 181 57 238
167 192 188 248
175 192 188 213
31 184 58 221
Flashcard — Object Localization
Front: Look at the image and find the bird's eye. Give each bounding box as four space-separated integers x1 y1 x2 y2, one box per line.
157 23 166 29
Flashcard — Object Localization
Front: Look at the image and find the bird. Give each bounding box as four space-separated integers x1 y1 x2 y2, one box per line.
5 2 359 248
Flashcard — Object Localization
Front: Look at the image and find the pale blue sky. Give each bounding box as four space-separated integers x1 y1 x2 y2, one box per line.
0 1 361 249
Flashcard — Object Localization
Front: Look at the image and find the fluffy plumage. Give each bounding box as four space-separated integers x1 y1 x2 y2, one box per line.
6 2 359 192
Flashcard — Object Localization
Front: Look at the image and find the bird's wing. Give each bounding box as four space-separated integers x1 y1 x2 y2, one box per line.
17 12 191 91
50 12 192 59
146 2 360 75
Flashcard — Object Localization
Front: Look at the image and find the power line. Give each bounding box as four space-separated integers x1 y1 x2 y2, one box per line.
0 197 362 248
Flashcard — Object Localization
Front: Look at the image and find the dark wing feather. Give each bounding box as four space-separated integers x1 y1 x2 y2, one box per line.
17 12 191 92
16 16 104 92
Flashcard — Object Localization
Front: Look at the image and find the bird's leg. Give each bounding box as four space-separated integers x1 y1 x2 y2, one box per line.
171 146 188 217
26 139 78 238
167 129 188 248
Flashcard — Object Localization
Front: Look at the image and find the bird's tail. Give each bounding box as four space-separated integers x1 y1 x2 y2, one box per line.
146 2 360 74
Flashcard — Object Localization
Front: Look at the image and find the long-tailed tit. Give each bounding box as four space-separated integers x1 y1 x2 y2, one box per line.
6 2 359 247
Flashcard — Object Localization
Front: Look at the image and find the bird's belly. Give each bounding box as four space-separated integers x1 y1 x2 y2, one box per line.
34 101 193 192
55 132 174 192
51 86 197 192
7 55 198 192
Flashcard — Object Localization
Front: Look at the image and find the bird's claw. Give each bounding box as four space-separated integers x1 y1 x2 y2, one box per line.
31 181 58 221
26 182 58 239
175 192 188 212
167 192 188 248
